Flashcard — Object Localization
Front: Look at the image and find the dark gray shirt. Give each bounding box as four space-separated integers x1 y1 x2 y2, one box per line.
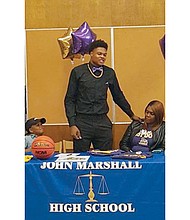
64 63 134 126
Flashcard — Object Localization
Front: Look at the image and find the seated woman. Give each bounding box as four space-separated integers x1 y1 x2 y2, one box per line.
119 100 165 152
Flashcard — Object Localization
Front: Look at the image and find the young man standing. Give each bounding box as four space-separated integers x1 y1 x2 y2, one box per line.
64 39 140 152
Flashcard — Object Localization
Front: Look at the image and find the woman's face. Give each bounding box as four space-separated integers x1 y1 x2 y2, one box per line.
144 106 156 125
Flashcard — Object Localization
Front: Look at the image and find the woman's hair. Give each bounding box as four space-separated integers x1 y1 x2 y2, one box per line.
144 100 165 131
88 39 108 54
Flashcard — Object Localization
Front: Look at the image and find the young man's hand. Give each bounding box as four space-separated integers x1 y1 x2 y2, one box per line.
131 115 143 122
70 126 82 139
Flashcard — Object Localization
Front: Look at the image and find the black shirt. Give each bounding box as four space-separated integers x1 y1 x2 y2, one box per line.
64 63 134 126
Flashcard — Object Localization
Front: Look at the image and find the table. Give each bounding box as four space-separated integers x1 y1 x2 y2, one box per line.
25 152 165 220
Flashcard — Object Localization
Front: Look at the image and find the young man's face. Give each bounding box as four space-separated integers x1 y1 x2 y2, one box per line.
90 47 107 66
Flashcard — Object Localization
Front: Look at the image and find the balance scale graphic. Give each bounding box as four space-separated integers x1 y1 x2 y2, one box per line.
73 171 109 202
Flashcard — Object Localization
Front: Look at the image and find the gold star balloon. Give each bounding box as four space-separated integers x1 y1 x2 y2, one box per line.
57 27 81 62
57 27 73 59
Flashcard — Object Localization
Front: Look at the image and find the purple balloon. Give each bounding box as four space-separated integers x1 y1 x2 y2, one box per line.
72 22 97 55
159 35 165 58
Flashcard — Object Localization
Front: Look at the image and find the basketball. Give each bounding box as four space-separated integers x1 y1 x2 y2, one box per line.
31 135 55 159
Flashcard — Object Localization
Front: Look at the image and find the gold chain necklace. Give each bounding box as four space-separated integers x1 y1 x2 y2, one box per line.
87 64 104 78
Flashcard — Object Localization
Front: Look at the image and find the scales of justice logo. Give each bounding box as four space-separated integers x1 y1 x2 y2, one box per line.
73 171 109 202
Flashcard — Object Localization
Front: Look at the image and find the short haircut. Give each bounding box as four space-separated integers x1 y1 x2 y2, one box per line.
88 39 108 54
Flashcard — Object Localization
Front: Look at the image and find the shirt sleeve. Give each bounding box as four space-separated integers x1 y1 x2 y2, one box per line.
64 68 78 126
25 135 34 149
109 71 134 118
25 136 30 149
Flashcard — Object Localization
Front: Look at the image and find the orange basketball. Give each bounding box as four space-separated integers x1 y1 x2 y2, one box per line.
31 135 55 159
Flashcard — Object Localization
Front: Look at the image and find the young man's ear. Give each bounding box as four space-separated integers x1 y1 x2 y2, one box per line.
90 51 93 57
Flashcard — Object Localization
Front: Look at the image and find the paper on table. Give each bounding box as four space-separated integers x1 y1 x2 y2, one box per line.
55 155 90 162
54 153 80 158
25 155 33 162
88 149 125 156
